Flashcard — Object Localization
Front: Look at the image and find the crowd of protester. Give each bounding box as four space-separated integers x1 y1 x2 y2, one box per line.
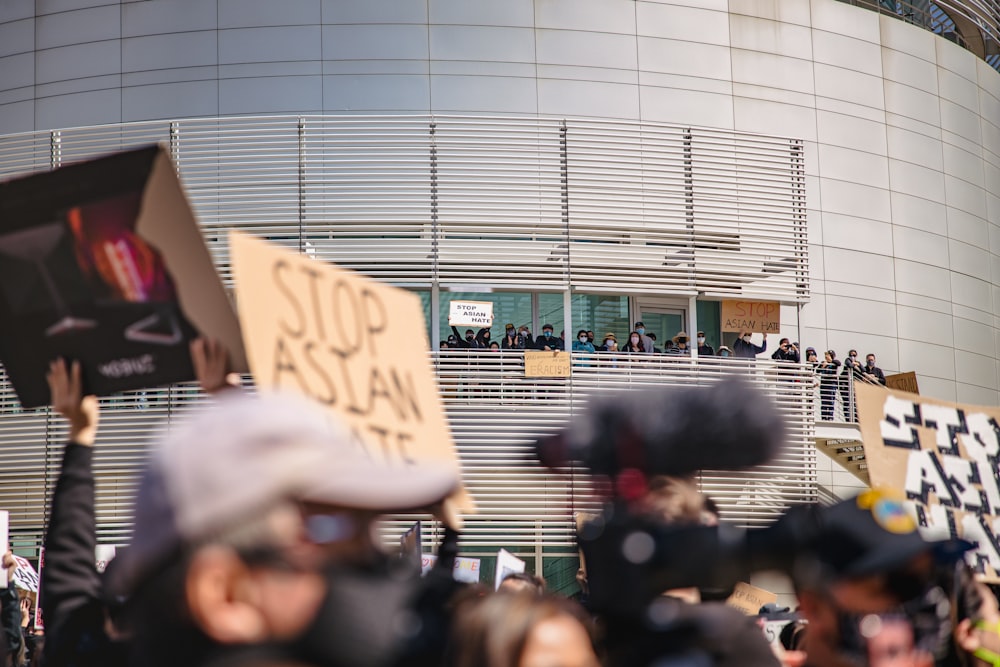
441 322 891 422
441 321 753 358
0 338 946 667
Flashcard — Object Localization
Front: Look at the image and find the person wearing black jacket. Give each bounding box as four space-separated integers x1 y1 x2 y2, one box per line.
40 358 127 667
770 338 800 363
451 326 483 349
40 340 240 667
861 353 887 386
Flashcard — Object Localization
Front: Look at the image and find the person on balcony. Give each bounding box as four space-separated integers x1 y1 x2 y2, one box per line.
840 349 863 421
475 327 493 348
696 331 714 356
668 331 691 355
818 349 841 421
717 346 733 358
647 332 663 353
622 331 647 354
535 323 563 351
517 325 534 350
770 338 800 363
598 333 618 352
633 321 654 352
862 353 887 386
572 329 595 353
732 331 767 358
500 323 521 350
452 326 483 349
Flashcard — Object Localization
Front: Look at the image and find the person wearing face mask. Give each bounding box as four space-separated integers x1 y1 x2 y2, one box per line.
953 564 1000 667
622 331 647 354
696 331 715 356
669 331 691 356
475 327 493 349
452 326 483 349
598 333 618 352
840 349 863 422
572 329 595 353
862 353 887 386
113 391 461 667
717 345 733 358
534 323 564 351
732 331 767 358
632 321 654 353
501 323 522 350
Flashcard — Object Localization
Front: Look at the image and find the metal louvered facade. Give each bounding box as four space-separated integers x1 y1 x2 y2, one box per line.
0 115 813 556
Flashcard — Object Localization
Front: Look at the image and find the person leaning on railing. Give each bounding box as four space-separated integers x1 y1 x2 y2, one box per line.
817 350 841 421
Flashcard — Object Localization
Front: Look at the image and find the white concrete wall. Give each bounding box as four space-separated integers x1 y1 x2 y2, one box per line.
1 0 999 405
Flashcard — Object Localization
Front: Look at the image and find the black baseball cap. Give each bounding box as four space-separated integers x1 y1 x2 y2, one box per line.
801 490 970 579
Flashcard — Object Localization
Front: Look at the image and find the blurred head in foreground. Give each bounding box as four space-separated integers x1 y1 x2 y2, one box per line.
450 592 598 667
792 490 966 667
114 391 458 667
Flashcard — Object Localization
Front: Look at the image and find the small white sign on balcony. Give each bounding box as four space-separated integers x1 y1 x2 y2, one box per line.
448 301 494 328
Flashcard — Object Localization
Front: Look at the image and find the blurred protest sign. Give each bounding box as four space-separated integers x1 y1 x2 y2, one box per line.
230 231 473 517
11 555 38 593
885 371 919 394
421 554 481 584
448 301 493 328
494 548 526 590
0 145 245 408
858 383 1000 577
726 581 777 615
721 300 780 333
95 545 117 574
524 351 570 378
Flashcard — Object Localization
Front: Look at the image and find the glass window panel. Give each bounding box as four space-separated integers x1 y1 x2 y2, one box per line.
696 300 721 352
571 294 629 342
537 293 564 340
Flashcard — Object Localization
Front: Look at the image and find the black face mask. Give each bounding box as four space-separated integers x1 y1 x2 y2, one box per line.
276 561 455 667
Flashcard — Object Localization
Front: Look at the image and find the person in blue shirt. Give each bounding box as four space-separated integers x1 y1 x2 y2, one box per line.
572 329 595 353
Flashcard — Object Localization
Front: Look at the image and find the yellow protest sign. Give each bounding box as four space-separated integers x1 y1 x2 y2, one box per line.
721 300 780 333
858 382 1000 577
524 351 571 378
229 231 473 515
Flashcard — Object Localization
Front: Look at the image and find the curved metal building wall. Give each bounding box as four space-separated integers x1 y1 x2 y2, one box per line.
0 0 999 575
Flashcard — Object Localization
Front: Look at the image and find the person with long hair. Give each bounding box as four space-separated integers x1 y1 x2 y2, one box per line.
450 592 598 667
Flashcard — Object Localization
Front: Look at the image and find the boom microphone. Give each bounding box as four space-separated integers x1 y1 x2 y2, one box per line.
534 378 785 478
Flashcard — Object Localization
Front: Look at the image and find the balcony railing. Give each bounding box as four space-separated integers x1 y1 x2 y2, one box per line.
0 352 817 553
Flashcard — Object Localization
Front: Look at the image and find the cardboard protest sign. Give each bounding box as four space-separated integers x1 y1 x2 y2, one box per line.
0 145 246 408
10 555 38 593
721 300 780 333
885 371 919 394
494 548 526 590
448 301 493 328
230 231 473 516
858 383 1000 577
421 554 482 583
726 581 778 615
524 351 571 378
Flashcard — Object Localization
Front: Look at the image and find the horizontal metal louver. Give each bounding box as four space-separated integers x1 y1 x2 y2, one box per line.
0 354 815 552
0 114 813 554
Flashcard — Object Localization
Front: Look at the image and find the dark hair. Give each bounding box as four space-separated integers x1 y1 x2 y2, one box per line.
498 571 546 595
576 329 588 338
